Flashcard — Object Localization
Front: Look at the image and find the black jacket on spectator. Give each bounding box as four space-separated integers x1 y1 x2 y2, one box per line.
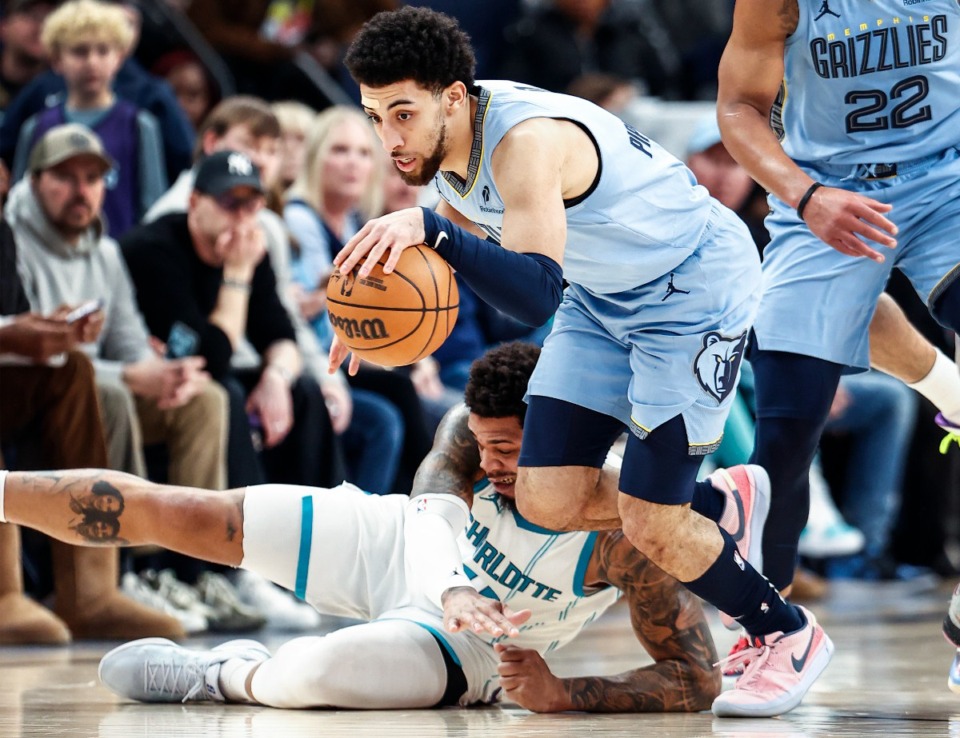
119 213 296 380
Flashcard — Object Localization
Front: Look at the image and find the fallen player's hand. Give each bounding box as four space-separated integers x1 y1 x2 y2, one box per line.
441 586 531 638
495 643 567 713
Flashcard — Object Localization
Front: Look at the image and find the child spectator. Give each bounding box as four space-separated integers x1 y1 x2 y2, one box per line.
10 0 167 238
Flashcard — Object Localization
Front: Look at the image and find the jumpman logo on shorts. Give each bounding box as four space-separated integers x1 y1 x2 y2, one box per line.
662 274 690 301
815 0 840 20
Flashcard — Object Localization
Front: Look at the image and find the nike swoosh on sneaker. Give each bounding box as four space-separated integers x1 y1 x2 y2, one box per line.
791 629 816 672
729 484 745 542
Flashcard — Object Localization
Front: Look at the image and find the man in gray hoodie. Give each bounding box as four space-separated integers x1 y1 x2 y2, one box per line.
4 124 228 496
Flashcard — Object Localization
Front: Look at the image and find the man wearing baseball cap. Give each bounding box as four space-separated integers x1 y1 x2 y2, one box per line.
120 150 343 495
2 122 231 638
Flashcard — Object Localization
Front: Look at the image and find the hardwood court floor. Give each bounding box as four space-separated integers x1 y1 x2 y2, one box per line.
3 576 959 738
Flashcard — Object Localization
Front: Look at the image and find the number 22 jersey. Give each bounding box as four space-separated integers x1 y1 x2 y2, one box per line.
777 0 960 164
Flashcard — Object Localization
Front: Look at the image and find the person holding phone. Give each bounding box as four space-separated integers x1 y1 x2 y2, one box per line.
4 124 229 517
0 218 183 644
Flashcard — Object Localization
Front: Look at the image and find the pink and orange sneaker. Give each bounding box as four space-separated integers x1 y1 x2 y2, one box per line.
721 633 751 677
708 464 771 629
712 606 833 717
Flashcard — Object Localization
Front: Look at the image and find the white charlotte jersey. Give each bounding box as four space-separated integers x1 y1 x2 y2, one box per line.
777 0 960 164
457 481 621 654
432 80 716 295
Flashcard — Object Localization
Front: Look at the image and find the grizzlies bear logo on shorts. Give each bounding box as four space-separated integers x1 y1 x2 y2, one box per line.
694 332 747 404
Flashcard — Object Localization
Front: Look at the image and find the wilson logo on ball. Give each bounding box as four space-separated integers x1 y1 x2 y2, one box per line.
328 312 390 341
326 244 459 367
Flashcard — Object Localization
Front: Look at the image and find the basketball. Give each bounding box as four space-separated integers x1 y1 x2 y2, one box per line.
326 244 459 367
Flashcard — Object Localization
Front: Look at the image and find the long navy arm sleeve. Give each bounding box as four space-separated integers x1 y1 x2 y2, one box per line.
421 207 562 327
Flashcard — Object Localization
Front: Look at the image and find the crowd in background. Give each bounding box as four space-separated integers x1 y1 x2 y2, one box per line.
0 0 956 643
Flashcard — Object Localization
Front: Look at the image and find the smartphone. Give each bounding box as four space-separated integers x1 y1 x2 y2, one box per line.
65 299 104 324
166 321 200 359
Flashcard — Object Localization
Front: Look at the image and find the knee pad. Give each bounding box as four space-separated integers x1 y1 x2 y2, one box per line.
519 396 625 468
619 416 701 504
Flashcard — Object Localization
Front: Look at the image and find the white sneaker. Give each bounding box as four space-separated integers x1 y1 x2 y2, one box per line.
143 570 219 632
233 570 322 631
797 522 865 558
121 572 208 635
99 637 270 703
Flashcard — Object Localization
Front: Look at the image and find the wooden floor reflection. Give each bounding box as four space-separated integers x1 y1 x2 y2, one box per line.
3 576 959 738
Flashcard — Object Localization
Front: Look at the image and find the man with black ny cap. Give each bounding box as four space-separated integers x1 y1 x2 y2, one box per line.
120 150 346 490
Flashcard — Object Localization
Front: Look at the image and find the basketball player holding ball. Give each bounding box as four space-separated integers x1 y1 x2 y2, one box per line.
331 7 832 717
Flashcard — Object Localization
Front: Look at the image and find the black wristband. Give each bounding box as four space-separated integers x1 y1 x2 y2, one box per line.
796 182 823 221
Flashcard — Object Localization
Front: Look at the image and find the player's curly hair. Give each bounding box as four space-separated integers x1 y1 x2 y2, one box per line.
465 342 540 425
344 6 476 95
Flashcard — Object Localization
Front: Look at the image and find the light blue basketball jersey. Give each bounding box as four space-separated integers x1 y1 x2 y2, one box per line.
777 0 960 164
432 80 716 295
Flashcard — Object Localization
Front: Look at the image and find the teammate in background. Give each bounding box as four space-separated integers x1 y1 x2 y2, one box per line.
328 7 827 716
716 0 960 688
0 342 735 712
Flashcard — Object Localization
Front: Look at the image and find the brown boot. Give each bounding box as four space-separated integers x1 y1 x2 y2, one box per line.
0 523 71 645
51 542 185 640
790 567 828 603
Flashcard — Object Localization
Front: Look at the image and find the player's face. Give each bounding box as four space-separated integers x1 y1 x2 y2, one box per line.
360 80 448 187
467 414 523 499
33 156 106 239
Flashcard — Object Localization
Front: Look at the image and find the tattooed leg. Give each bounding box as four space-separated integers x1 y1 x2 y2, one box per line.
3 469 245 566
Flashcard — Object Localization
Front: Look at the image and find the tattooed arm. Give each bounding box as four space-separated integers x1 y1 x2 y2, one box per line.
411 403 483 506
3 469 247 566
498 530 719 713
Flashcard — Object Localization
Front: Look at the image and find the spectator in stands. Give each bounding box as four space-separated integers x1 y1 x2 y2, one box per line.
150 48 218 131
0 0 58 112
818 371 920 580
285 105 433 494
0 0 194 185
10 0 166 238
405 0 521 79
121 150 341 493
144 96 349 492
270 100 316 193
0 218 183 645
183 0 394 108
5 123 228 497
498 0 680 99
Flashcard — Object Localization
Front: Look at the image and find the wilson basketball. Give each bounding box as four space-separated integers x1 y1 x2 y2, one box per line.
326 244 459 367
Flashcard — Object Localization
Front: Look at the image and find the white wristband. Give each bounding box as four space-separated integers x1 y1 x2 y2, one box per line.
0 469 8 523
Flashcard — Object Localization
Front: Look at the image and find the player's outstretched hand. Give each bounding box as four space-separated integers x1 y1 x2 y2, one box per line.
802 185 898 263
327 334 362 376
495 644 566 713
441 586 532 638
334 207 425 279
